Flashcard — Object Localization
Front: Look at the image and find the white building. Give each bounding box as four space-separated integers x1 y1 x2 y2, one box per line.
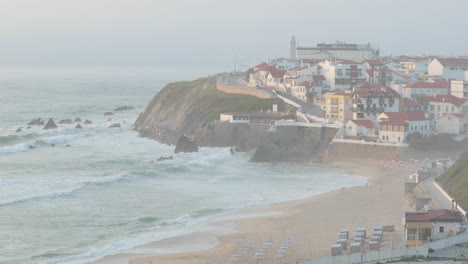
402 79 451 99
420 94 468 120
451 80 468 98
294 41 379 62
377 112 430 144
436 113 468 135
428 58 468 80
344 119 376 137
351 86 401 119
319 59 366 91
405 209 464 246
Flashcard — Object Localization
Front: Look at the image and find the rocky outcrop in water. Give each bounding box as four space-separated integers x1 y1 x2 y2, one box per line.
84 120 92 124
114 106 135 111
104 112 114 116
174 135 198 153
58 119 72 124
16 127 22 133
75 124 83 129
43 119 58 130
109 123 121 128
74 117 82 122
28 118 44 126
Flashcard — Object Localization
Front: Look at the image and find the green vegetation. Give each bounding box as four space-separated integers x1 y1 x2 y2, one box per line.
166 77 285 125
408 133 468 151
438 150 468 209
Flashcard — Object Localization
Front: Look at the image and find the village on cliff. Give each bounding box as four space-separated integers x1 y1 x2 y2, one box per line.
219 37 468 146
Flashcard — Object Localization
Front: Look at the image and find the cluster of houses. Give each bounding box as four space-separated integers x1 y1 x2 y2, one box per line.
244 38 468 145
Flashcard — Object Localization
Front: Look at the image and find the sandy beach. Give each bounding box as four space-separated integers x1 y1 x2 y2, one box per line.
90 158 410 264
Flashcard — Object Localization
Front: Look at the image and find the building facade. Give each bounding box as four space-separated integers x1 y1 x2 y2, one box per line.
295 41 379 62
319 59 366 91
324 92 353 121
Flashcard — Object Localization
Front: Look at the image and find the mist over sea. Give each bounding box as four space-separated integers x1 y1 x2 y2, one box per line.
0 67 367 264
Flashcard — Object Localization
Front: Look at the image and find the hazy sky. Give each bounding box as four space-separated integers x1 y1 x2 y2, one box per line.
1 0 467 70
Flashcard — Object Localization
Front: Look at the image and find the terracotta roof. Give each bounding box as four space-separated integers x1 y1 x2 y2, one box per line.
254 62 269 69
351 119 375 129
421 94 468 107
354 86 401 98
379 112 428 125
364 59 384 65
402 97 420 107
366 69 375 78
268 67 287 79
297 81 311 88
405 79 451 89
406 209 463 223
436 58 468 68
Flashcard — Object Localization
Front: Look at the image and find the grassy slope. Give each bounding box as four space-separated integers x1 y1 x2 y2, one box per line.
438 151 468 209
172 77 286 126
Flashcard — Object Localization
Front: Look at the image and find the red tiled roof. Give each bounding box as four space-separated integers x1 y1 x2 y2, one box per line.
354 86 401 98
351 119 375 129
366 69 375 78
379 112 427 125
364 59 384 65
298 81 312 88
406 79 451 89
402 97 420 107
406 209 463 222
436 58 468 68
268 67 287 79
254 62 269 69
421 94 468 107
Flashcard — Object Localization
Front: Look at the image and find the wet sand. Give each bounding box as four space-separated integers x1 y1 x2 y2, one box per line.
92 159 408 264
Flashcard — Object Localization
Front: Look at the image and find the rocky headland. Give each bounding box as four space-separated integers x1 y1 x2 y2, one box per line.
134 76 341 161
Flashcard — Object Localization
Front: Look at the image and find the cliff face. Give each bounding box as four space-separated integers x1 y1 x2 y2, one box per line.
250 125 338 162
135 77 284 145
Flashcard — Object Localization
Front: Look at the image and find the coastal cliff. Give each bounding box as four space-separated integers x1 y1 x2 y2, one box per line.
134 76 284 146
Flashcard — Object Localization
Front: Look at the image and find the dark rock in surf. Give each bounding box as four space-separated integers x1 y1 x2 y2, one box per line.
43 119 58 130
109 123 121 128
104 112 114 116
16 127 22 133
174 135 198 153
114 106 135 111
58 119 73 124
74 117 82 122
75 124 83 129
28 118 44 126
83 119 92 124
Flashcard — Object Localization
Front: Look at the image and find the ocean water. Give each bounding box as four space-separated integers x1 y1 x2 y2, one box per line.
0 67 367 264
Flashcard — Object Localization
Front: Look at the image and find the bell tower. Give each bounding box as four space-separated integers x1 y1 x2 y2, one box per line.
290 36 297 60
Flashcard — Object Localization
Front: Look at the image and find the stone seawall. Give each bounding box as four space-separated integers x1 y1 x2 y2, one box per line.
198 122 270 151
324 141 406 163
250 125 338 162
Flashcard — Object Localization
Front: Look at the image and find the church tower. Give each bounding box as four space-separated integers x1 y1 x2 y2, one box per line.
290 36 297 60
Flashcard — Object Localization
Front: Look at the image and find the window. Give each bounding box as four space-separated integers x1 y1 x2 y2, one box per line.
439 226 444 233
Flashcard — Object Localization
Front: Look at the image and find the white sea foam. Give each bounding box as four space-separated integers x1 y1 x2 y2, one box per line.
0 173 127 207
